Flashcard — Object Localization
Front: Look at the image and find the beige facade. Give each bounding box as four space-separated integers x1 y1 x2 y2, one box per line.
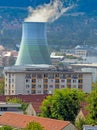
4 65 92 95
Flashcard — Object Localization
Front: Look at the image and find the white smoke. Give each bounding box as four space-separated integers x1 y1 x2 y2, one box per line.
25 0 74 22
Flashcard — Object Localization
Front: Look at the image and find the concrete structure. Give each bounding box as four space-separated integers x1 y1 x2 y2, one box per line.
74 49 87 59
4 65 92 95
83 125 97 130
16 22 51 65
0 112 75 130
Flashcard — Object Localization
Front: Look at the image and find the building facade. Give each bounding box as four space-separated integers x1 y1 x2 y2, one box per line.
83 125 97 130
4 65 92 95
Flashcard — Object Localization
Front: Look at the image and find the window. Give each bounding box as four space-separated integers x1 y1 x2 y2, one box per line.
12 84 14 88
38 85 41 88
32 73 36 77
44 79 48 83
37 90 41 94
32 85 36 88
9 79 11 83
48 74 54 79
67 74 71 78
78 85 82 89
12 78 14 82
0 107 7 111
61 79 65 82
72 74 77 79
26 79 30 82
61 85 64 88
37 74 42 78
60 74 66 79
73 85 76 88
44 74 48 78
67 85 71 88
12 90 14 93
25 74 31 78
9 74 11 78
79 74 83 78
55 85 59 88
32 90 36 94
73 79 76 83
55 74 59 77
12 73 14 76
27 90 30 94
32 79 36 82
67 79 71 83
43 90 48 94
55 79 59 83
49 85 53 88
78 79 82 83
44 85 48 88
26 85 30 88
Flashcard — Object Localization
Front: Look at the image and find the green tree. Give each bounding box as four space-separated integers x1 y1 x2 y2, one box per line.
0 126 13 130
75 117 86 130
0 78 4 95
85 90 97 125
92 80 97 91
9 55 16 66
24 121 44 130
40 88 84 123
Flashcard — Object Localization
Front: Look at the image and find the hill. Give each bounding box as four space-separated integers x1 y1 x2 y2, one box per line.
0 0 97 50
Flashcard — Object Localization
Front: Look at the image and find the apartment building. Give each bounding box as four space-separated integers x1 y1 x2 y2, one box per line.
4 65 92 95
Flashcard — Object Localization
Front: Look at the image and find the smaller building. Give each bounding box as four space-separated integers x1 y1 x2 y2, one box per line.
74 49 87 59
0 112 75 130
71 63 97 82
83 125 97 130
0 94 49 116
0 102 23 115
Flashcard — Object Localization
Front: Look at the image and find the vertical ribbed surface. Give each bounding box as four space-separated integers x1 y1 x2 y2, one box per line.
15 22 51 65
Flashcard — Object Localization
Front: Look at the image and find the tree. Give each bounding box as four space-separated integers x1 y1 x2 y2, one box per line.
0 78 4 95
85 90 97 125
92 80 97 91
75 117 86 130
40 88 84 123
0 126 13 130
24 121 44 130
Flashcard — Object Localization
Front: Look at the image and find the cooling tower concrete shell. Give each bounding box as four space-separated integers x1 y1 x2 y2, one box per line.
15 22 51 65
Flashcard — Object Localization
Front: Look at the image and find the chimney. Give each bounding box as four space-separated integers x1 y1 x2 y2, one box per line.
15 22 51 65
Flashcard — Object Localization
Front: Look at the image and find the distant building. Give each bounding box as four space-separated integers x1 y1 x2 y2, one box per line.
0 94 49 116
71 63 97 82
4 65 92 95
50 52 64 65
74 49 87 58
83 125 97 130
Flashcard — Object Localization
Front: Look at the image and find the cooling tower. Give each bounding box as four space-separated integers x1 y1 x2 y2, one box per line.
15 22 51 65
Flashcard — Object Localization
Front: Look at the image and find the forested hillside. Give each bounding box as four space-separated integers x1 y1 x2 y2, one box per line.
0 0 97 50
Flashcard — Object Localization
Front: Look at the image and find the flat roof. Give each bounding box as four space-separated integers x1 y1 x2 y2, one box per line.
71 63 97 68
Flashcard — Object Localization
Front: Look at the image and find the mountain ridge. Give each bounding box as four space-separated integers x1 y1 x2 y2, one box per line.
0 0 97 50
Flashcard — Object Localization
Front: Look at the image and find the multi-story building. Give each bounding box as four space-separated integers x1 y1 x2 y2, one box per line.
4 65 92 95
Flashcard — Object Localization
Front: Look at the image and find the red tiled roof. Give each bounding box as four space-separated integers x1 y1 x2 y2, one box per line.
0 95 49 114
0 112 70 130
80 102 89 117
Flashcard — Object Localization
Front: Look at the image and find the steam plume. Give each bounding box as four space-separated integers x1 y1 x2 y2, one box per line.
25 0 74 22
